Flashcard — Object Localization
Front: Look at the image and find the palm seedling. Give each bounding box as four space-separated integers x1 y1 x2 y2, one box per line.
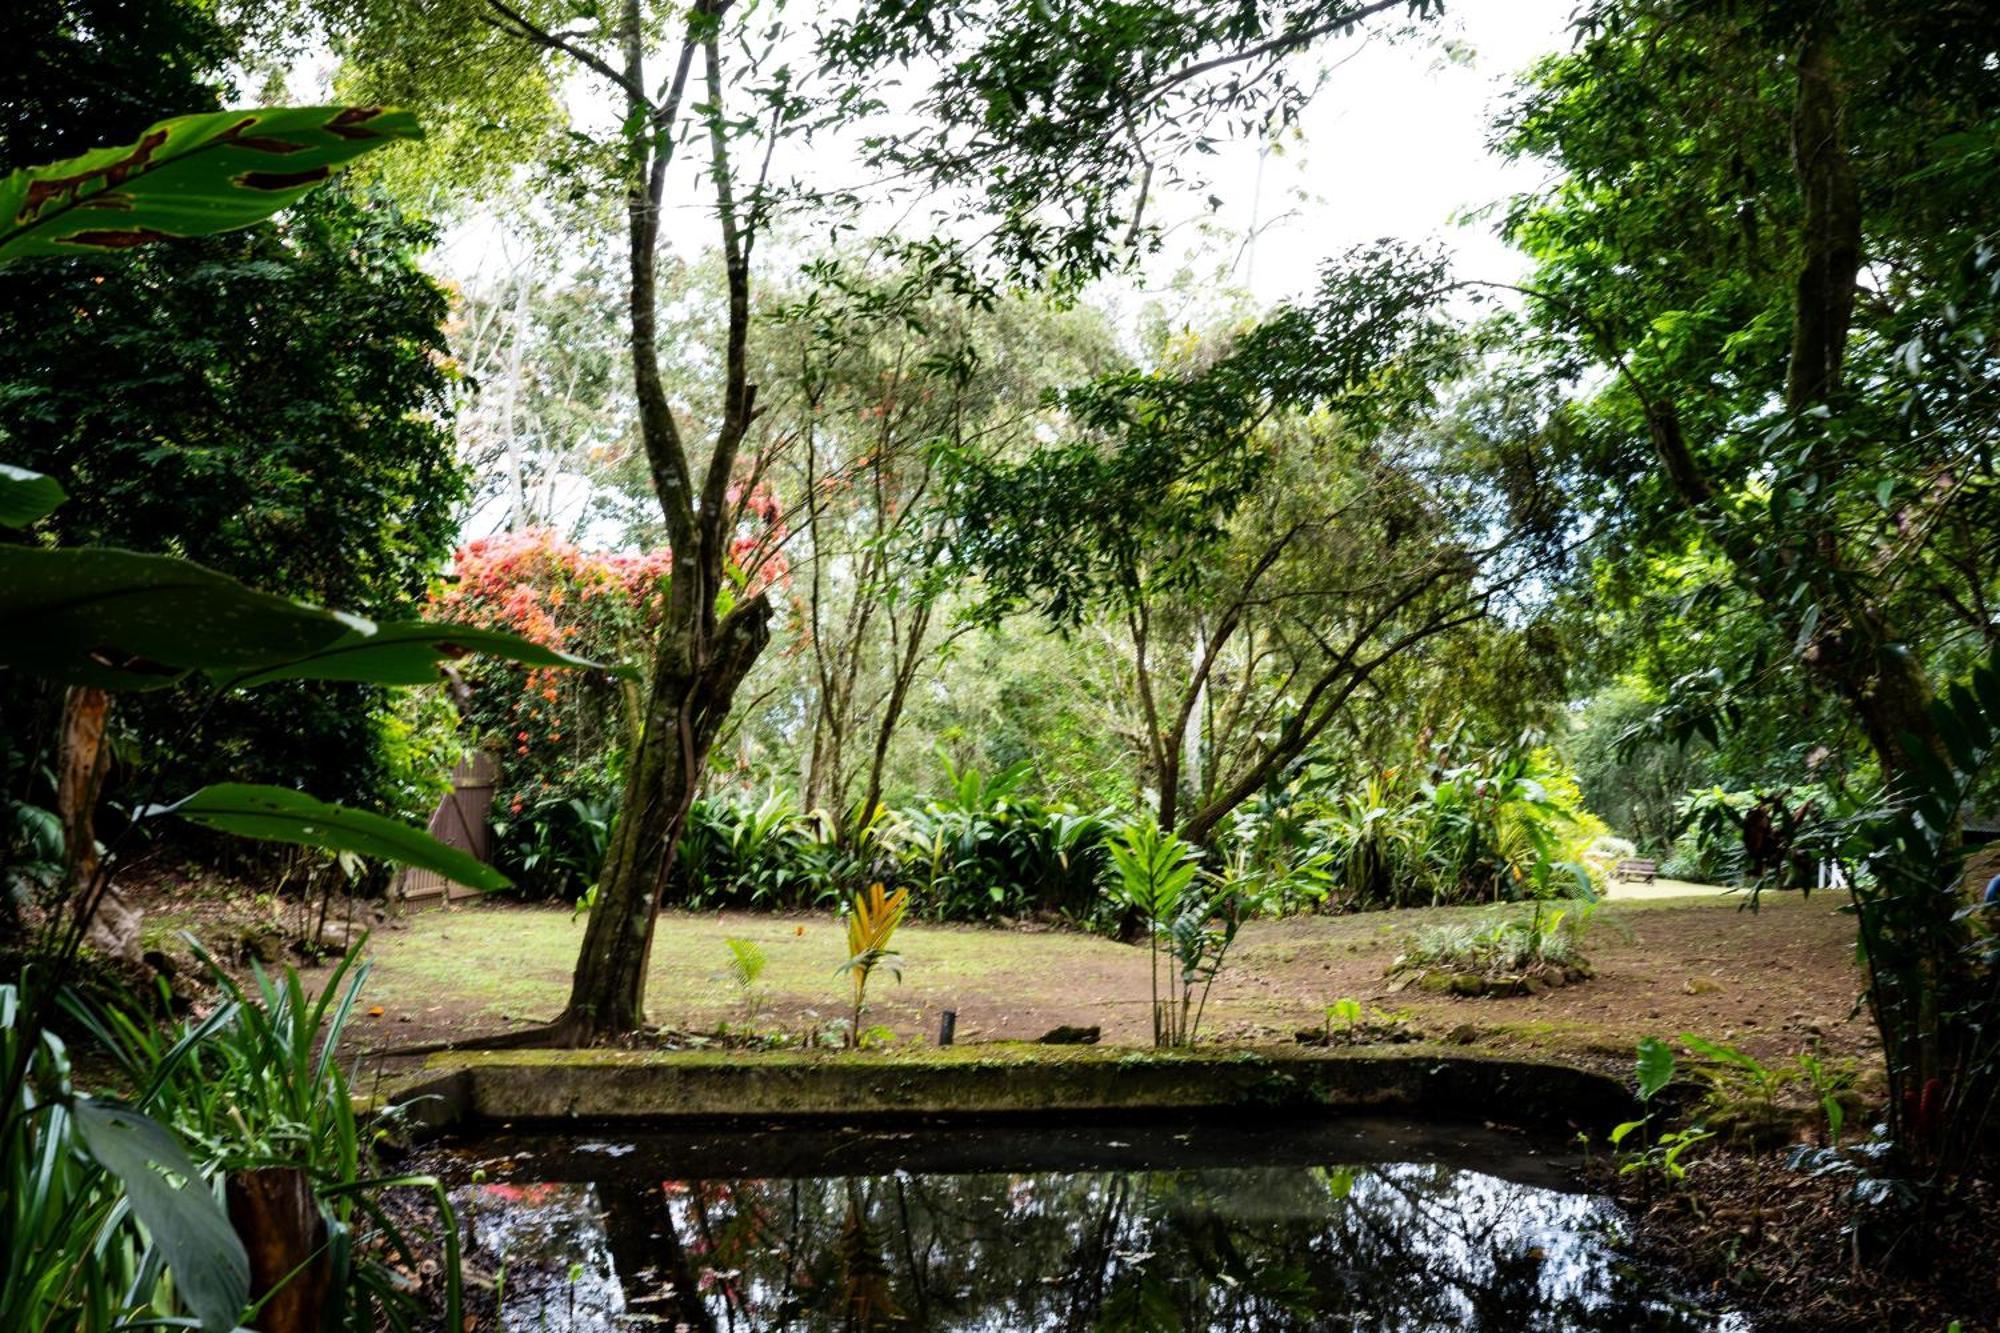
1105 821 1202 1047
836 883 909 1046
723 937 769 1026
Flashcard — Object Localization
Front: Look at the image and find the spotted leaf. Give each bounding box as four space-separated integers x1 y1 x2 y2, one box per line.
0 106 419 263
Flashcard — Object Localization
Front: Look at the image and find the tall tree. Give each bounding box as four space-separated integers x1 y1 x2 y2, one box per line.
771 276 1121 820
330 0 1438 1039
1495 0 2000 791
948 250 1573 841
1494 0 2000 1165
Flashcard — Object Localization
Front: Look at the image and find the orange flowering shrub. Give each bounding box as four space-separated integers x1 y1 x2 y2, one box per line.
430 499 788 895
431 528 670 815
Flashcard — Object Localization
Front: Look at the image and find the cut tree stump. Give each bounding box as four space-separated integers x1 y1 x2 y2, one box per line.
227 1167 330 1333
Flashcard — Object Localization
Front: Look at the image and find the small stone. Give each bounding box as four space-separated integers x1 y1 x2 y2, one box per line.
238 925 284 965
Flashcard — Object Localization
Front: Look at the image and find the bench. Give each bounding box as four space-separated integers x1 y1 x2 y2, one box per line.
1614 858 1658 883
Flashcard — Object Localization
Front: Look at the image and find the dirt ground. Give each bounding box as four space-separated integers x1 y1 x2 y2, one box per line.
303 881 1870 1078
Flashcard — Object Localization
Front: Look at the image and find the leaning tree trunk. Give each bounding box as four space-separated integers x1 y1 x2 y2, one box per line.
556 597 771 1038
531 1 774 1043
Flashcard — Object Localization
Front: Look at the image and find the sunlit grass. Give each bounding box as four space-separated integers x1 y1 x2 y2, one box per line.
358 905 1128 1031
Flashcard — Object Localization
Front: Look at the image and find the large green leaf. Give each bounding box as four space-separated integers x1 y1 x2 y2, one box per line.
0 546 362 689
1635 1036 1675 1103
152 784 511 892
1678 1031 1765 1074
0 547 617 691
71 1098 249 1333
219 620 621 688
0 106 419 264
0 464 65 527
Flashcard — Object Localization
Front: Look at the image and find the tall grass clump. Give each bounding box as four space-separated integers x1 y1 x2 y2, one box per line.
3 944 461 1332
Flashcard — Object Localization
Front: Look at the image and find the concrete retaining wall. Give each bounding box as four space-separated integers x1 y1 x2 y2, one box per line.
391 1043 1634 1135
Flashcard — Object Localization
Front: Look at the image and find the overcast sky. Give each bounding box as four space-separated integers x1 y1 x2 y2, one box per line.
1124 0 1578 320
437 2 1577 302
433 0 1583 536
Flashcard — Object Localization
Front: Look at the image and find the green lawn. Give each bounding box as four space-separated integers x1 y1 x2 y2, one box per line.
341 888 1868 1068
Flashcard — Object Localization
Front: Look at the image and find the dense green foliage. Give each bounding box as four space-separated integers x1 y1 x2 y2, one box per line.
0 35 605 1319
4 13 1998 1314
1496 0 2000 1183
650 765 1118 927
1499 0 2000 781
0 0 466 816
597 739 1604 933
4 953 460 1331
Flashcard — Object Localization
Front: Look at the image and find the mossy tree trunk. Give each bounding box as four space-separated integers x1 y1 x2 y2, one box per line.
558 603 769 1036
509 0 775 1043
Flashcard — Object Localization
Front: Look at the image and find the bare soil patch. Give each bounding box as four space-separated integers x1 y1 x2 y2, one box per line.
1215 888 1870 1068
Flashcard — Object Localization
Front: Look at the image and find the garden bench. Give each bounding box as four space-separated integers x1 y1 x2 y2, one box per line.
1614 858 1658 883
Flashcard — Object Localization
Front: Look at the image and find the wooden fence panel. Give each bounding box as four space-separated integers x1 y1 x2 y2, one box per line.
396 752 498 907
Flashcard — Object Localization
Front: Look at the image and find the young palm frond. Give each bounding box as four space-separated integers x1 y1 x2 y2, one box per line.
836 882 910 1045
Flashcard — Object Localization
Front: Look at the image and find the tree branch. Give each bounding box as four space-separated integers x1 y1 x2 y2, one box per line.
1138 0 1409 102
483 0 652 109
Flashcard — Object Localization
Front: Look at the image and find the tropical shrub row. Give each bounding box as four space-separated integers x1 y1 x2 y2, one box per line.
1230 739 1614 913
497 739 1613 930
667 760 1117 925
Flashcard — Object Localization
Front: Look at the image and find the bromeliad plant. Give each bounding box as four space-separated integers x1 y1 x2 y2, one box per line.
64 943 464 1331
3 949 465 1333
1392 899 1597 982
2 972 249 1333
836 883 910 1047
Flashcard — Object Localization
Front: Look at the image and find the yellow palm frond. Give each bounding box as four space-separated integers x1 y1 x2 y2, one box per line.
845 882 909 960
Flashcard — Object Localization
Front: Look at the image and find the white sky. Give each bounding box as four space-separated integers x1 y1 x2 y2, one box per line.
431 0 1582 538
436 1 1577 310
1126 0 1577 312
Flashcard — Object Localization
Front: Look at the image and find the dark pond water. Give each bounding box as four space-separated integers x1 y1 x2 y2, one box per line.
427 1116 1745 1331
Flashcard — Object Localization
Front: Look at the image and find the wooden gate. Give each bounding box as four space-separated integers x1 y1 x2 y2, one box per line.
396 751 499 907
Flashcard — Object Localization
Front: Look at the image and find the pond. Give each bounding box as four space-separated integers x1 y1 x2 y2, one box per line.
426 1116 1745 1331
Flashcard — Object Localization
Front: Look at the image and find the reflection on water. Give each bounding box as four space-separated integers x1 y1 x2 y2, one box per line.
438 1121 1742 1332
